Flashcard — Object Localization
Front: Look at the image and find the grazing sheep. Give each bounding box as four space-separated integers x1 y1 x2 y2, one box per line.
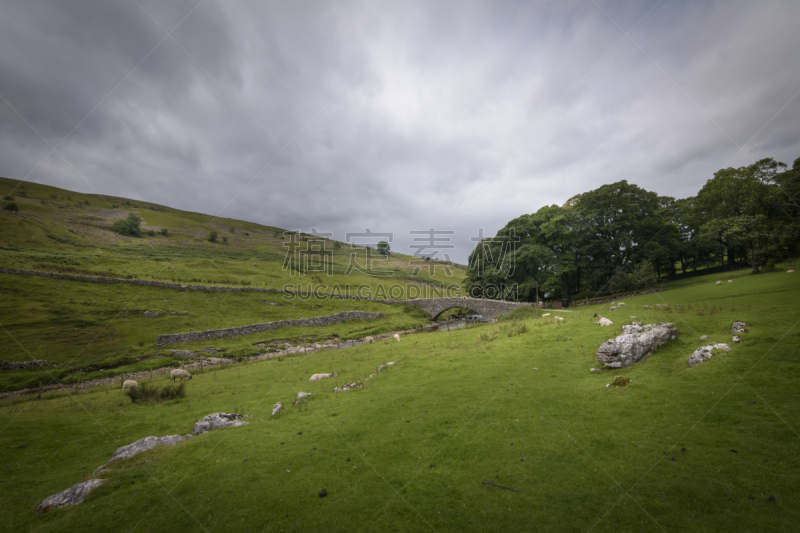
309 372 337 382
593 314 613 326
716 281 722 285
618 302 626 306
555 316 564 321
609 306 618 311
728 280 733 283
292 391 312 406
364 336 374 344
393 334 400 342
542 313 551 317
788 270 795 273
169 369 192 382
122 380 138 390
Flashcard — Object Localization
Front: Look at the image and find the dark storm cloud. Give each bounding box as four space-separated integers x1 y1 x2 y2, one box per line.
1 0 799 263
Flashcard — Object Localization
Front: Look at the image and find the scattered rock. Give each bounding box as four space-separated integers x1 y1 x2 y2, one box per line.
700 335 709 340
292 392 312 406
202 348 218 354
319 489 328 498
590 368 601 372
143 311 163 318
168 350 198 358
0 359 55 370
732 322 747 334
733 336 742 343
333 381 364 392
169 311 187 315
108 434 191 463
192 413 251 436
596 323 678 368
272 403 283 416
687 343 731 367
258 300 277 306
37 479 105 513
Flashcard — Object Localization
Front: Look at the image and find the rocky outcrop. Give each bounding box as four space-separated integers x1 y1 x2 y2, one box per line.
108 434 192 464
156 311 384 346
0 359 55 370
687 343 731 367
143 311 163 318
271 403 283 416
596 323 678 368
192 413 250 436
37 479 105 513
732 322 747 334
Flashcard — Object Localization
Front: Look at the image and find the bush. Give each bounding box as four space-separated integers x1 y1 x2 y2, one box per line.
244 232 249 236
222 236 227 243
3 202 19 213
160 228 168 236
111 213 142 237
208 230 218 242
127 382 186 404
147 229 155 236
3 195 13 201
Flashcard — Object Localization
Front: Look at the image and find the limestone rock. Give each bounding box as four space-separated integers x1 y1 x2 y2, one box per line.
0 359 55 370
37 479 105 513
732 322 747 334
272 403 283 416
700 335 709 340
687 343 730 366
143 311 163 318
109 434 191 463
192 413 250 435
596 322 678 368
733 335 742 343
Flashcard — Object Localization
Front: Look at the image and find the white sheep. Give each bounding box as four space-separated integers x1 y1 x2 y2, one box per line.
789 270 795 273
609 306 618 311
170 369 192 382
555 316 564 321
593 314 613 326
122 380 138 390
309 372 337 382
728 280 733 283
364 336 374 344
618 302 626 306
542 313 551 317
393 334 400 342
716 281 722 285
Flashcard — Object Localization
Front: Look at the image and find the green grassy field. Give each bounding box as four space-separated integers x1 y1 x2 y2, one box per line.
1 265 798 532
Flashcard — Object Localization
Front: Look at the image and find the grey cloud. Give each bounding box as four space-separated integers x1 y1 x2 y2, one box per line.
1 0 799 263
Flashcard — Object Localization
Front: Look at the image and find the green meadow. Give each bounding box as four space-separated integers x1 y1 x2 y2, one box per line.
1 265 798 532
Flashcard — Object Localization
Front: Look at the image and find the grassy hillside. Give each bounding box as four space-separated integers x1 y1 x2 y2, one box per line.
1 265 798 531
0 177 466 296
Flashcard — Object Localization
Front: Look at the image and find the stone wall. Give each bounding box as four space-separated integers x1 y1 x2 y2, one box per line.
571 287 666 307
155 311 385 346
404 296 533 320
0 268 398 304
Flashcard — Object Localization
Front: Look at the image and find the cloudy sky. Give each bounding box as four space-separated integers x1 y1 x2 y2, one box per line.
1 0 799 263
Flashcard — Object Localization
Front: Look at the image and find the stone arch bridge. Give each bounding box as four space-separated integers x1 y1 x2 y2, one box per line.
403 297 532 320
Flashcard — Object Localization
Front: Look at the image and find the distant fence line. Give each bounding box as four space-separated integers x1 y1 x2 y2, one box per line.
155 311 385 346
571 287 667 307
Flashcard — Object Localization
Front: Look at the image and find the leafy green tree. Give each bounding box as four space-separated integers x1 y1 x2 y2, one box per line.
208 230 218 242
607 260 658 294
376 241 391 256
111 213 142 237
3 202 19 214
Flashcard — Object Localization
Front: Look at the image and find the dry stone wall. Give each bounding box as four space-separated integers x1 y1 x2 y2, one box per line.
156 311 385 346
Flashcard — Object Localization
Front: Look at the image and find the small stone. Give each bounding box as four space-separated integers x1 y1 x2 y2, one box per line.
731 449 738 453
319 489 328 498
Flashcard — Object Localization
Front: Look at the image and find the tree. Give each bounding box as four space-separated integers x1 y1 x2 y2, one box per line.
607 260 658 294
111 213 142 237
3 202 18 214
376 241 391 256
208 230 218 242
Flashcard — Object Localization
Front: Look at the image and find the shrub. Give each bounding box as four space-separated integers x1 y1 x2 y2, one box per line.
127 382 186 404
611 376 632 387
160 228 168 236
3 202 19 214
222 236 227 243
2 195 13 201
208 230 218 242
244 232 249 236
230 226 236 233
18 190 27 197
111 213 142 237
147 229 155 236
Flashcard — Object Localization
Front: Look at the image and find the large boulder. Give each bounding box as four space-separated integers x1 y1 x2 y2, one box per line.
108 434 191 464
192 412 250 436
596 322 678 368
687 343 731 367
732 322 747 334
37 479 105 513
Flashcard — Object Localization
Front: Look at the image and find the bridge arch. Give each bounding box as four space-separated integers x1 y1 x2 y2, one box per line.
403 297 530 320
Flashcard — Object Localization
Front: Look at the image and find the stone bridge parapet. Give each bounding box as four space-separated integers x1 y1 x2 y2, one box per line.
404 297 532 320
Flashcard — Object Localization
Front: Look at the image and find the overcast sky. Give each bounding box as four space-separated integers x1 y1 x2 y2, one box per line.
2 0 799 263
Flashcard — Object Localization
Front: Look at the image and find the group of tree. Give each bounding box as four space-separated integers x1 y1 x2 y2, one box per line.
464 157 800 302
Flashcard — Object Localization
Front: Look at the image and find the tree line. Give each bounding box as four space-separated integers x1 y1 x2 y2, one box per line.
463 157 800 302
